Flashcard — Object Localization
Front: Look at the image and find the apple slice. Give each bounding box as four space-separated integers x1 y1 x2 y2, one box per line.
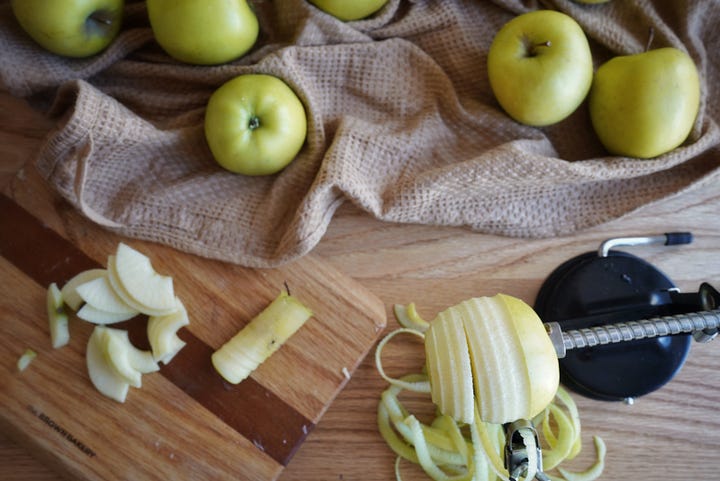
77 303 138 325
47 283 70 348
112 243 176 315
98 327 159 388
86 327 130 403
424 306 474 424
76 274 139 316
60 269 106 311
17 348 37 372
147 299 189 364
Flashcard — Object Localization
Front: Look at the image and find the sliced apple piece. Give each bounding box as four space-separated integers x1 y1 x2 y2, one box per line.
75 274 139 315
60 269 106 311
17 348 37 372
112 243 176 314
147 299 189 364
77 303 138 325
424 306 474 424
86 326 130 403
107 254 177 317
47 282 70 348
97 327 159 388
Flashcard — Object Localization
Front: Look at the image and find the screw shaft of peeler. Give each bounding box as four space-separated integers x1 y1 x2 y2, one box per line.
559 309 720 352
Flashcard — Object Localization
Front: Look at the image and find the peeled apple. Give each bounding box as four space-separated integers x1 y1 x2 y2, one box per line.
212 291 313 384
426 294 559 424
376 295 604 481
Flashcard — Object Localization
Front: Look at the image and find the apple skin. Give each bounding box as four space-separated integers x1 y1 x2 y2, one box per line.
11 0 124 58
487 10 593 127
204 74 308 176
147 0 258 65
589 48 700 159
308 0 389 21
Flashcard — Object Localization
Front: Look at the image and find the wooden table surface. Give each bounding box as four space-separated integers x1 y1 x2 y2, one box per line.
2 89 719 480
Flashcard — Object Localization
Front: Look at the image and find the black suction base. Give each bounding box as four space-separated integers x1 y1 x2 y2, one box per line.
534 250 692 402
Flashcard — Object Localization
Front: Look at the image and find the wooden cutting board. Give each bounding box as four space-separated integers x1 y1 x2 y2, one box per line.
0 167 387 481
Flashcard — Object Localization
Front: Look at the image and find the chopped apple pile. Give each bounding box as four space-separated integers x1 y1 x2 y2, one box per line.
46 242 189 402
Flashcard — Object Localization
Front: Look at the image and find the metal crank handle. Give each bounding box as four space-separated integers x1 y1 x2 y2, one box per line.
545 308 720 359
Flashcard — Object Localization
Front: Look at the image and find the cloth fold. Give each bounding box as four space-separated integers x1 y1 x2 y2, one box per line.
1 0 718 267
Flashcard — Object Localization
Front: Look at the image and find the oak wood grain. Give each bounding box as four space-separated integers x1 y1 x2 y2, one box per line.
2 90 720 481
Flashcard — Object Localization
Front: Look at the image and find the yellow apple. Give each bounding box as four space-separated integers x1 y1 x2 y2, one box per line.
147 0 258 65
487 10 593 127
589 47 700 158
204 74 308 176
308 0 389 21
11 0 124 57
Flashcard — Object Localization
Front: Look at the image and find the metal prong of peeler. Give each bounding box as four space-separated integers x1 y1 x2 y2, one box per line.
504 420 550 481
597 232 693 257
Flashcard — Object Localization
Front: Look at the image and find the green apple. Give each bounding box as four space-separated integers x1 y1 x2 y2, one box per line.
487 10 593 127
147 0 258 65
589 47 700 158
307 0 389 21
11 0 124 57
204 74 308 176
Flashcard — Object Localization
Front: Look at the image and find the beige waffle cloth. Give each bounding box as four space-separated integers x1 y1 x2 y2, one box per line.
1 0 718 267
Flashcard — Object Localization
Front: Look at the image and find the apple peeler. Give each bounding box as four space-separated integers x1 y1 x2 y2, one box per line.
504 232 719 480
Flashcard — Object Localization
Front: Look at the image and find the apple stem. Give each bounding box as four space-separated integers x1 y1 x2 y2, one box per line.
89 10 114 27
645 26 655 52
524 38 552 57
248 116 261 130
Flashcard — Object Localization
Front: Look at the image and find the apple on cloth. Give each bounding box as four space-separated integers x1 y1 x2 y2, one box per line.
11 0 125 57
204 74 308 176
589 46 701 159
146 0 259 65
308 0 390 21
0 0 719 268
487 9 593 127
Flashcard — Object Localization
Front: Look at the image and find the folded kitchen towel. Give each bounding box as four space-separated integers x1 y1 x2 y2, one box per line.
1 0 718 267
